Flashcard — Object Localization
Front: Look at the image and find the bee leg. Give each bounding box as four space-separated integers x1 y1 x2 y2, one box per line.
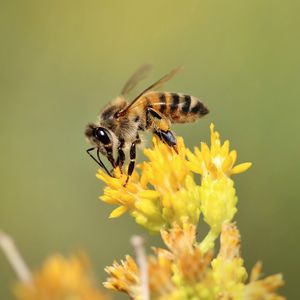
146 107 178 153
117 139 126 173
103 143 117 170
106 151 116 169
147 107 170 132
154 130 178 154
124 136 140 186
86 147 113 177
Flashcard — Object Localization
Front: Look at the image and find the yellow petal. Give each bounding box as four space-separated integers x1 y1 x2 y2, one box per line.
250 261 262 282
231 162 252 174
201 142 210 156
221 140 230 156
201 143 211 167
138 190 160 200
210 123 215 137
222 155 233 174
194 146 202 158
229 150 237 166
100 195 119 205
109 206 128 218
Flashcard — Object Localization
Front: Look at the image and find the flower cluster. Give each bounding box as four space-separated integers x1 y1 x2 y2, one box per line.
98 124 250 236
98 136 198 232
14 253 109 300
104 224 209 300
104 223 284 300
99 124 285 299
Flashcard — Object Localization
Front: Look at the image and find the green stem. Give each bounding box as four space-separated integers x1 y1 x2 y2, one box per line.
199 228 220 253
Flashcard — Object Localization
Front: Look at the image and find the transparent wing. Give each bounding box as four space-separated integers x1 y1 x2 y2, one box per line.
118 66 182 116
120 64 152 97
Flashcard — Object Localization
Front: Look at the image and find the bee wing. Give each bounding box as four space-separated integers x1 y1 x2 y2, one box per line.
120 64 152 97
118 66 182 115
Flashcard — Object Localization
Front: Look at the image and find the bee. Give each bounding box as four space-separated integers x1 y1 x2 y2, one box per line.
85 65 209 185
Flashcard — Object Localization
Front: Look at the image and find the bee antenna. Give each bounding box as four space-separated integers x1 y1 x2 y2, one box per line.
86 147 113 177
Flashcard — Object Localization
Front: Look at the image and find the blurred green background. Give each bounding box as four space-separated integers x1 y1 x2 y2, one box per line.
0 0 299 299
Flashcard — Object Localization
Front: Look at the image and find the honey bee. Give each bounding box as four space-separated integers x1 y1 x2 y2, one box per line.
85 65 209 185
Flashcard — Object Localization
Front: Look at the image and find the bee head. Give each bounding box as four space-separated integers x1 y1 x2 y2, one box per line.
85 123 113 154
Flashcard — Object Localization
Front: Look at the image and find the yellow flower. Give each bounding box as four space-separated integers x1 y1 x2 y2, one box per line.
104 255 141 299
186 123 252 179
244 262 285 300
161 223 213 284
104 223 285 300
97 123 251 233
14 253 108 300
148 248 175 297
211 223 248 299
188 123 250 252
210 223 285 300
199 176 238 252
101 123 284 299
98 137 201 231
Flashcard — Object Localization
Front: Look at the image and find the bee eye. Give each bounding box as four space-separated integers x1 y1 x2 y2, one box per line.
94 127 111 145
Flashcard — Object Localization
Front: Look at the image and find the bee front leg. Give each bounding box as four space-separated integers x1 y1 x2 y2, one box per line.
104 145 117 169
124 136 140 186
116 138 126 173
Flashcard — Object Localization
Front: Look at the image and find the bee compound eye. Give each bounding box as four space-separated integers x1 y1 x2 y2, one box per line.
94 127 111 145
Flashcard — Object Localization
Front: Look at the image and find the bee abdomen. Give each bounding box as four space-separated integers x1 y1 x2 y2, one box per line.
143 92 209 124
167 93 209 123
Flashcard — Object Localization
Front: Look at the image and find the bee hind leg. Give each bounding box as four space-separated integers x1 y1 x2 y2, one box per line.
147 107 178 153
154 130 178 154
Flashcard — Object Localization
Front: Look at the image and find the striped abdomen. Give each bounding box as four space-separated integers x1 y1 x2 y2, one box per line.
144 92 209 123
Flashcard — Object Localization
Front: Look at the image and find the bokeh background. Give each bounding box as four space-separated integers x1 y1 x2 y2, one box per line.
1 1 299 299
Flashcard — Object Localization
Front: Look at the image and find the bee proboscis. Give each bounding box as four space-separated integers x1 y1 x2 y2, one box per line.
85 65 209 185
